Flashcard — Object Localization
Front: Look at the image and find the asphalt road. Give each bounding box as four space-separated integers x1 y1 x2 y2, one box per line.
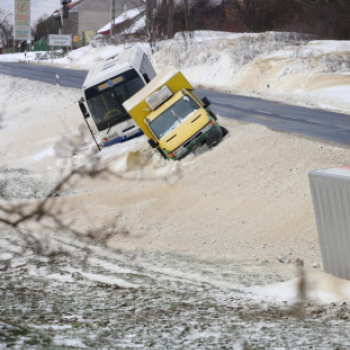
199 89 350 146
1 61 350 146
0 61 87 88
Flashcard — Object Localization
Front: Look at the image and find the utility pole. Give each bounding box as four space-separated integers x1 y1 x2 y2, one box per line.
61 0 71 35
110 0 115 39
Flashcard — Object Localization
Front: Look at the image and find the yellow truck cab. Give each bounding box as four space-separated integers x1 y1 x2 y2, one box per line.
123 67 227 160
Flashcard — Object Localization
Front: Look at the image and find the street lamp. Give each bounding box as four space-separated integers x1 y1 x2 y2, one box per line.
61 0 72 18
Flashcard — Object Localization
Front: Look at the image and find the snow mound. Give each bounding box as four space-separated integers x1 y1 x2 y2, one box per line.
255 271 350 304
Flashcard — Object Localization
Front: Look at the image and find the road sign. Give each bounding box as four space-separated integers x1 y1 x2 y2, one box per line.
15 0 31 41
84 31 95 43
48 34 72 47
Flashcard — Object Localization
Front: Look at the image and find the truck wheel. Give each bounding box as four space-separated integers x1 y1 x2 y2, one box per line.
221 126 228 137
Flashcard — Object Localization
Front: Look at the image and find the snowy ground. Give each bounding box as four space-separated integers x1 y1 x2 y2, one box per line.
2 229 350 349
2 31 350 348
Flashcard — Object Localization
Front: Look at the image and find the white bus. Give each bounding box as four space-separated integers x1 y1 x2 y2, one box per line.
79 46 156 149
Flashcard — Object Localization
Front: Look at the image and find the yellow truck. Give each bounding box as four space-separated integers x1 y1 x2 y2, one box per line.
123 66 227 160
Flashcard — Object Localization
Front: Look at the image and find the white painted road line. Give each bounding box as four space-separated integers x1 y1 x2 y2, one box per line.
256 110 272 114
305 120 324 125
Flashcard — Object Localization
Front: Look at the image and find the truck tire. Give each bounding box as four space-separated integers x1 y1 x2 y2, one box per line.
221 126 228 137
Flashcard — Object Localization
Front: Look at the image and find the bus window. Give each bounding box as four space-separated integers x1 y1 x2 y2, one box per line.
86 69 145 131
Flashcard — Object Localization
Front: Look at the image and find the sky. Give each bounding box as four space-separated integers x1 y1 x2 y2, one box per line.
0 0 60 24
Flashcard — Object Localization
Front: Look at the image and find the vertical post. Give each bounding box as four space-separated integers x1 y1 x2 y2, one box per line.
168 0 173 38
146 0 154 52
184 0 189 33
60 7 63 29
123 1 127 48
13 1 15 53
110 0 115 39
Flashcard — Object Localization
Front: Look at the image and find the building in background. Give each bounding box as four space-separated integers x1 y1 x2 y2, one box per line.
50 0 143 47
52 0 82 38
97 6 146 40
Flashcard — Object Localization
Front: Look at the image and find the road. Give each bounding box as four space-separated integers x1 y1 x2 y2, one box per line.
0 61 87 88
1 61 350 146
201 89 350 146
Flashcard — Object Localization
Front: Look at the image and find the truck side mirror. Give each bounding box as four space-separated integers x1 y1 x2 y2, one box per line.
79 98 90 119
143 73 150 83
202 96 211 108
148 139 159 148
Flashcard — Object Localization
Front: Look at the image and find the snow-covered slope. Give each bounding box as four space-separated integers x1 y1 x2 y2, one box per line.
2 31 350 347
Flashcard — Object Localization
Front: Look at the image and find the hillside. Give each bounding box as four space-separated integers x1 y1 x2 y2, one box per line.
2 31 350 347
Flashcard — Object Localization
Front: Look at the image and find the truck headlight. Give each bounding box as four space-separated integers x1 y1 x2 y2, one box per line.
201 121 215 133
172 145 186 157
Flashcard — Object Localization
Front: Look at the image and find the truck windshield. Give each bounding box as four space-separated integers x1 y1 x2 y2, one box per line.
149 95 200 139
85 69 145 131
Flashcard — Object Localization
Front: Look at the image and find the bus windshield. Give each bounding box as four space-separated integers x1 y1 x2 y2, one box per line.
149 96 200 139
85 69 145 131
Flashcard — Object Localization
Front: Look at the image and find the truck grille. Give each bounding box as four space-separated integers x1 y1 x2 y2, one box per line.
183 131 203 148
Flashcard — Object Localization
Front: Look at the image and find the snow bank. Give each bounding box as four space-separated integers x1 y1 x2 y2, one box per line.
3 30 350 114
255 272 350 303
152 31 350 114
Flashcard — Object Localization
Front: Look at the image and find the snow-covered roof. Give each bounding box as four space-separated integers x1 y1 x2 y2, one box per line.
124 16 146 34
97 7 145 35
